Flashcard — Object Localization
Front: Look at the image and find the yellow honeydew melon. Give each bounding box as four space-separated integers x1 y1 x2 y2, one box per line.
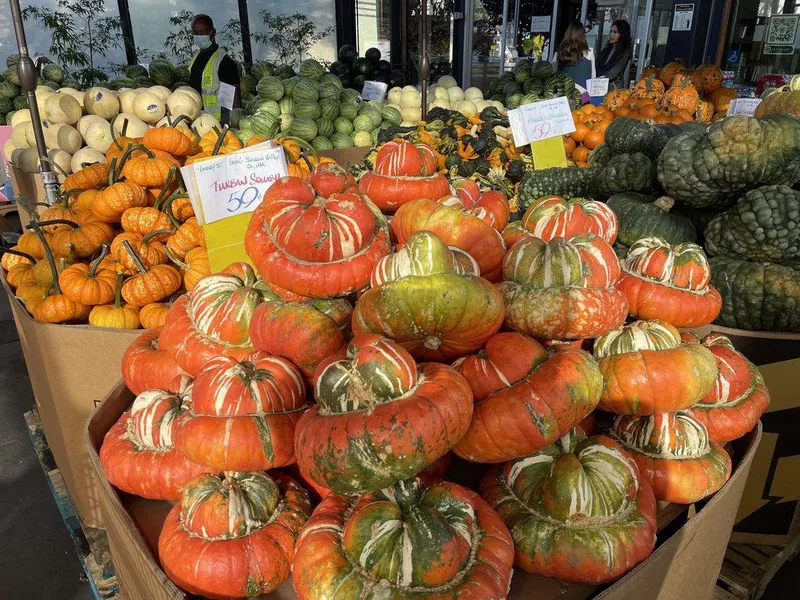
112 113 149 138
58 87 85 108
14 147 40 173
432 98 452 110
70 147 107 174
47 123 83 154
84 87 119 120
447 87 465 103
77 114 107 139
3 139 17 163
402 85 417 93
11 122 31 147
47 148 73 175
119 89 139 115
192 112 221 137
400 120 417 127
85 120 114 152
167 91 200 120
464 87 484 101
455 99 478 115
491 100 505 112
148 85 172 102
387 87 403 105
174 86 202 107
474 99 491 112
437 75 457 89
26 120 48 146
133 91 166 124
44 93 82 125
434 86 450 101
10 109 32 129
400 106 421 122
400 90 421 108
35 89 54 115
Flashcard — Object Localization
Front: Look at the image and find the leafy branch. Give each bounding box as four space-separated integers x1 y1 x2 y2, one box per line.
252 12 334 68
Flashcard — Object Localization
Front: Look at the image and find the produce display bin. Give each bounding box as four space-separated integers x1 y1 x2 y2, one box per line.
2 273 141 528
709 326 800 546
87 380 761 600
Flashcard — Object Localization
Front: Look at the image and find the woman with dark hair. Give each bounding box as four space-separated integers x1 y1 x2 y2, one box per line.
553 20 596 91
597 20 633 88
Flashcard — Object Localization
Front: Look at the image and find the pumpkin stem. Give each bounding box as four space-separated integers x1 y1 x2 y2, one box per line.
654 196 675 212
35 219 79 230
39 155 70 179
162 190 186 229
211 125 230 156
16 197 41 222
64 242 75 267
1 248 36 264
27 221 61 295
109 156 120 186
113 271 124 309
122 239 148 275
154 166 178 210
164 245 188 269
142 229 173 245
88 243 109 278
167 114 193 128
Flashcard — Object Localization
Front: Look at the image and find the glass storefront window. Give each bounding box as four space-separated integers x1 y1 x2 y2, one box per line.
1 0 127 77
356 0 391 62
247 0 337 66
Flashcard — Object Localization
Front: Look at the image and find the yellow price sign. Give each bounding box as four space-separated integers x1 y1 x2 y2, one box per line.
530 136 570 169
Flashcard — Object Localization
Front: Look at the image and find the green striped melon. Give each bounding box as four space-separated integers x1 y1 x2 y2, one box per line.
293 102 322 120
275 65 296 80
288 116 317 141
333 117 353 135
13 96 27 110
311 136 333 151
380 105 402 125
279 97 294 115
331 132 354 148
0 81 18 99
316 118 334 138
319 98 339 120
125 64 148 79
254 99 280 117
339 88 361 104
149 60 176 86
252 111 279 137
281 77 300 98
353 114 374 133
320 73 342 88
256 76 285 102
239 116 253 131
240 74 257 96
292 78 319 103
359 107 382 128
339 102 359 121
352 130 373 147
278 113 293 133
251 62 275 80
299 59 326 81
318 82 340 101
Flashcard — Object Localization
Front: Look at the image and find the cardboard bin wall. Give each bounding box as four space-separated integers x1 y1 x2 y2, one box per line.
3 277 140 528
87 380 761 600
709 326 800 546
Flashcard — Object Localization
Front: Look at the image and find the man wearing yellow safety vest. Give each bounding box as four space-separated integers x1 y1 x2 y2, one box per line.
189 14 241 125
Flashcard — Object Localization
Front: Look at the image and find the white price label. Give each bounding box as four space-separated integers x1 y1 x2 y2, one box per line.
361 80 388 102
587 77 610 97
508 97 575 146
727 98 762 116
217 82 236 110
181 143 287 225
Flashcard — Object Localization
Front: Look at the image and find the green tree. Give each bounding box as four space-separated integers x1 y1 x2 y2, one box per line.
253 12 334 68
22 0 122 88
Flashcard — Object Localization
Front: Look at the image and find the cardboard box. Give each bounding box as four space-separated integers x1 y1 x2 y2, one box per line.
710 325 800 545
318 146 371 166
87 380 760 600
2 276 141 528
8 165 53 228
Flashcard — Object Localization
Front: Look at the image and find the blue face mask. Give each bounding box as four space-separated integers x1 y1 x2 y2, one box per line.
194 35 212 50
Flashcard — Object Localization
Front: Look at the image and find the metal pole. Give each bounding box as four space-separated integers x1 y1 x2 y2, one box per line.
237 0 253 67
116 0 137 65
581 0 588 23
462 0 475 88
625 0 641 85
499 0 510 74
513 0 521 55
635 0 654 82
549 0 560 61
420 0 430 119
9 0 59 205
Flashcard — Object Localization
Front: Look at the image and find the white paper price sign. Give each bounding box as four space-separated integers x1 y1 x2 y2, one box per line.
181 143 288 225
508 97 576 146
727 98 762 116
217 82 236 110
361 80 388 102
587 77 610 97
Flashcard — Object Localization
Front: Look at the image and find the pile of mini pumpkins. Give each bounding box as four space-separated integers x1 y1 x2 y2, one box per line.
564 104 615 167
96 138 768 599
605 62 739 123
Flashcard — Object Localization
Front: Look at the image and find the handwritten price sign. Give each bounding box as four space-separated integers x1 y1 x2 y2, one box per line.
727 98 762 116
508 97 575 146
181 143 288 225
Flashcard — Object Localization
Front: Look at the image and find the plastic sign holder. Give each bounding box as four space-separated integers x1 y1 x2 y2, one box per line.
361 80 388 102
508 96 574 169
181 141 287 272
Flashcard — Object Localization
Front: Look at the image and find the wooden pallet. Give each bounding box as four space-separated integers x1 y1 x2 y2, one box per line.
24 409 120 600
715 536 800 599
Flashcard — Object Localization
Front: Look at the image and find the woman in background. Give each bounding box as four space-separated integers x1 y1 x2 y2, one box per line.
553 20 596 92
597 20 633 88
